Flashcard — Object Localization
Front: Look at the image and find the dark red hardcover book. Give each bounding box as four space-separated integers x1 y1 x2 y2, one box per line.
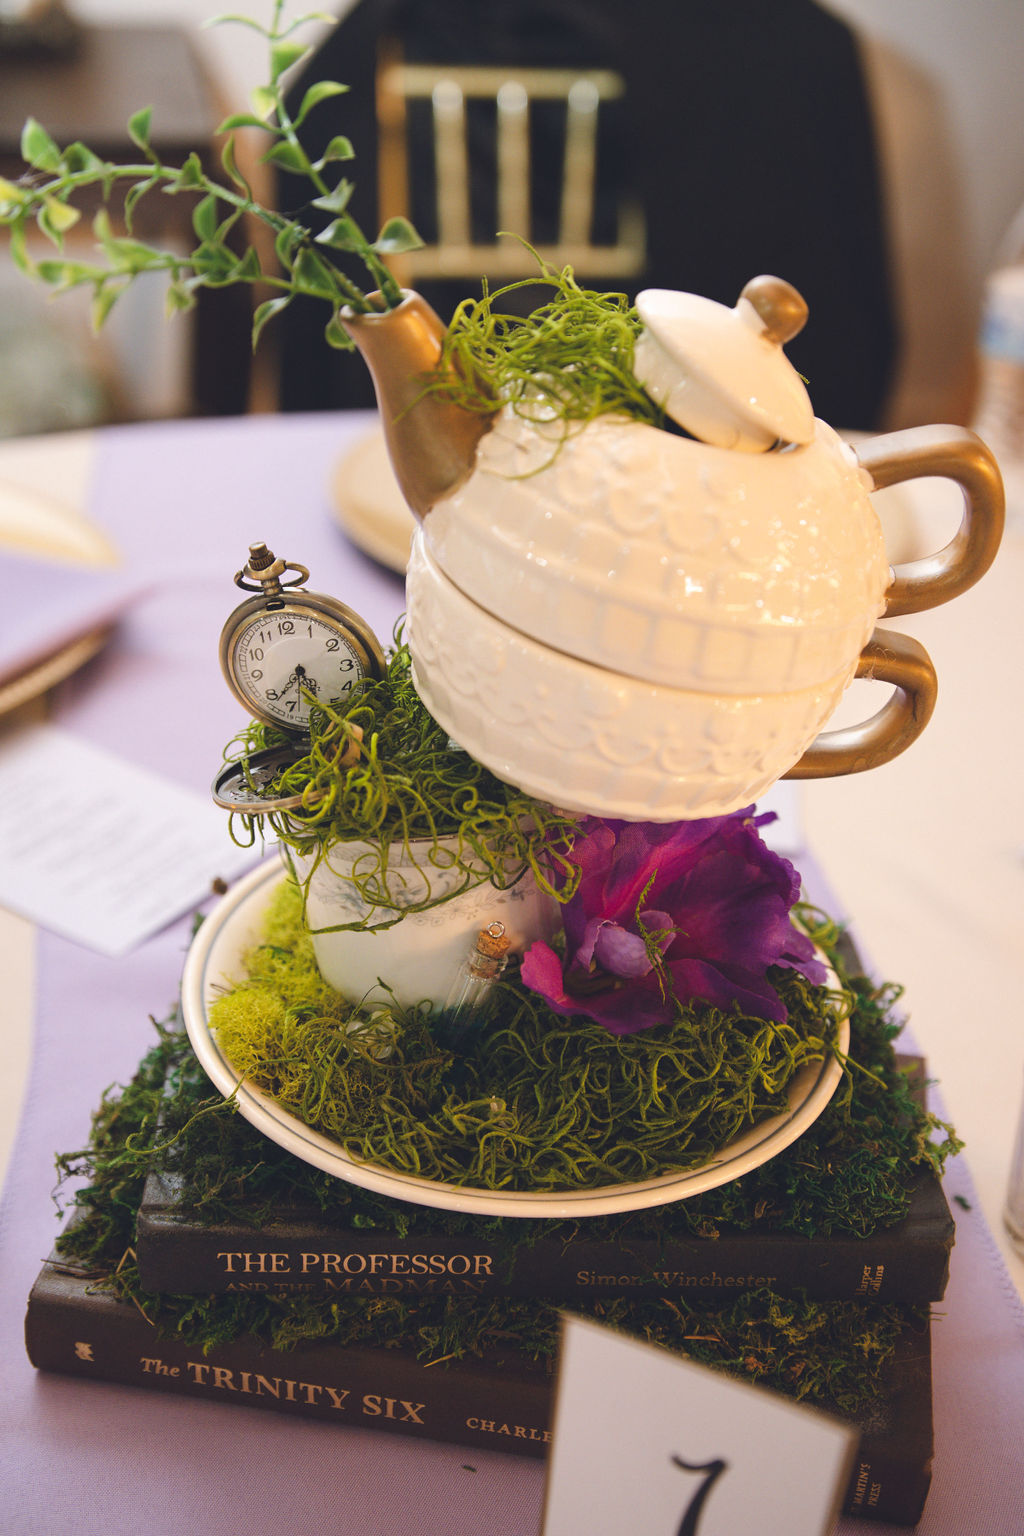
25 1259 932 1526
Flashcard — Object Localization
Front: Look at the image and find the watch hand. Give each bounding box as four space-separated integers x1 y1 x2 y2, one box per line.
277 666 306 697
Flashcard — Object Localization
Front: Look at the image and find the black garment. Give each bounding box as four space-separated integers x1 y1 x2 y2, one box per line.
278 0 895 430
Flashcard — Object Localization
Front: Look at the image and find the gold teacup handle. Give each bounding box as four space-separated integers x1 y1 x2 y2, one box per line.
855 425 1005 616
784 628 937 779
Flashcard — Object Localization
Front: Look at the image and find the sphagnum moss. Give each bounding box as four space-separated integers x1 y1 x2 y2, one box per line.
50 1002 933 1415
49 911 953 1412
435 258 664 440
208 878 845 1192
223 640 580 924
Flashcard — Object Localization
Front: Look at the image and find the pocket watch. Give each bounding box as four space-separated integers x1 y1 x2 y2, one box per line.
212 541 385 816
219 541 385 733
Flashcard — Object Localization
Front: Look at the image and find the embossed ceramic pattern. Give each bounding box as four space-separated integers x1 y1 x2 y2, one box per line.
288 839 556 1010
407 534 853 820
424 412 890 695
343 279 1002 819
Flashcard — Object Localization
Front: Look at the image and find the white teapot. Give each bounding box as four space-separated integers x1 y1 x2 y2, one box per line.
344 277 1003 820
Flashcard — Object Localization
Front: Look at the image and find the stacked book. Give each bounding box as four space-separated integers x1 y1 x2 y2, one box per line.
25 1034 952 1528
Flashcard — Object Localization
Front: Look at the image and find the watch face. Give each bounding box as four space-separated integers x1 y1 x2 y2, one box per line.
230 607 366 729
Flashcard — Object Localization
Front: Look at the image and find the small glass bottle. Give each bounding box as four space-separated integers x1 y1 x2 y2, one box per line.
436 921 511 1047
972 202 1024 528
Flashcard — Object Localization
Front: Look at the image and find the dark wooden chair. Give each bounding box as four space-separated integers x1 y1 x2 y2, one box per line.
278 0 896 430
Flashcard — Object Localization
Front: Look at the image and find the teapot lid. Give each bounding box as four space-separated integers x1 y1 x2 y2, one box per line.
634 276 816 451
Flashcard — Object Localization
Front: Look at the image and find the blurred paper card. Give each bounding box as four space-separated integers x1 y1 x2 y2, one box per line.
542 1315 856 1536
0 723 260 955
0 548 146 687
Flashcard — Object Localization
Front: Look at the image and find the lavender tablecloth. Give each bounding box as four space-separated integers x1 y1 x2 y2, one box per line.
1 414 1022 1534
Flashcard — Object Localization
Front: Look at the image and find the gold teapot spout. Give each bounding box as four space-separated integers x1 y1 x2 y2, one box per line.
342 291 497 519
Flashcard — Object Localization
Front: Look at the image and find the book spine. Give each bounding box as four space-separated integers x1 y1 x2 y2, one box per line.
25 1263 931 1525
135 1209 953 1304
845 1450 933 1527
25 1264 553 1459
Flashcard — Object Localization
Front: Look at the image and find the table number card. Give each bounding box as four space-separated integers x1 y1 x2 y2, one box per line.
542 1315 857 1536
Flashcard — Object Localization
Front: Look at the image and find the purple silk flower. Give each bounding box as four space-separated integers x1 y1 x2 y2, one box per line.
520 810 826 1035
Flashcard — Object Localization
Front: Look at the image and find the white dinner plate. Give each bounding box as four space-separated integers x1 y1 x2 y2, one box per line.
181 860 849 1218
330 424 414 573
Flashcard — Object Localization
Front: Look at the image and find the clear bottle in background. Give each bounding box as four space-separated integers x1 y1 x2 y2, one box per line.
1003 1066 1024 1260
972 205 1024 527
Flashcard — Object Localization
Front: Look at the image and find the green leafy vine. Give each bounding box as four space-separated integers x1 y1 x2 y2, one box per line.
0 1 422 351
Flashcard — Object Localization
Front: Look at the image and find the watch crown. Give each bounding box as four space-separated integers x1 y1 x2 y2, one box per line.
246 542 275 572
234 542 305 596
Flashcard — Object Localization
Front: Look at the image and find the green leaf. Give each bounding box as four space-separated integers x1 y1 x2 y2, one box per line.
315 215 364 253
274 222 302 269
250 85 278 122
169 152 206 191
324 312 355 351
20 118 61 173
270 40 309 80
37 195 80 246
62 142 105 176
192 193 220 242
227 246 262 282
0 177 23 217
293 246 338 297
372 216 423 255
312 136 355 171
214 206 243 243
294 81 349 127
35 259 70 285
278 11 336 36
260 140 311 175
202 13 269 33
216 111 275 133
124 174 159 232
91 283 123 331
127 107 153 153
252 294 291 347
220 136 251 194
310 178 354 214
36 259 95 289
106 236 163 268
166 280 197 317
190 240 236 277
92 206 158 266
8 221 35 275
46 197 81 233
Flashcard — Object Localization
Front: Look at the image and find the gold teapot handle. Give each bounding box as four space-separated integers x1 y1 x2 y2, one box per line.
855 425 1005 616
784 627 937 780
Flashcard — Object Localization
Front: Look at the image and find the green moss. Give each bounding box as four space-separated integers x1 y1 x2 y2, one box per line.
206 880 845 1192
224 640 579 918
52 1014 926 1414
59 912 958 1252
49 917 952 1416
434 257 663 440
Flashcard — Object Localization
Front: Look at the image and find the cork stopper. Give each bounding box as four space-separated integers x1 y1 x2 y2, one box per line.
475 921 510 960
